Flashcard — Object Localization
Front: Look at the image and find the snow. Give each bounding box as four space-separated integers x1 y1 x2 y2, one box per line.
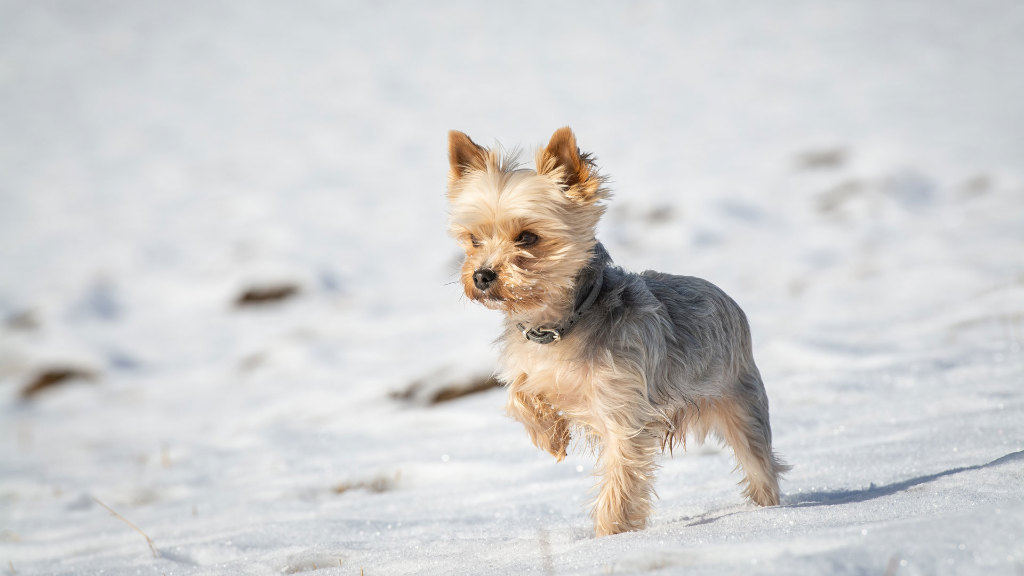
2 1 1023 574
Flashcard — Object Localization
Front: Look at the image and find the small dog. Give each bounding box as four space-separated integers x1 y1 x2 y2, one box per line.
446 127 789 536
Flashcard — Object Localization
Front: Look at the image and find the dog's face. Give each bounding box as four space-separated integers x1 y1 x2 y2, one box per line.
446 127 608 315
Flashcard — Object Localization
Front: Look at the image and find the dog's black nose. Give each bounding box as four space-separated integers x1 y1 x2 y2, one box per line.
473 268 497 291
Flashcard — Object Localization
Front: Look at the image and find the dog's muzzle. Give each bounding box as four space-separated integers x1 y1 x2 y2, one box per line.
473 268 497 291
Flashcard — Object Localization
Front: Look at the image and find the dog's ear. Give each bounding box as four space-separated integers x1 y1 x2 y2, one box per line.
538 126 602 204
448 130 489 182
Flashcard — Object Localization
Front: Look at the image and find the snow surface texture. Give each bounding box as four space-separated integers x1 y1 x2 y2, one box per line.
2 1 1023 574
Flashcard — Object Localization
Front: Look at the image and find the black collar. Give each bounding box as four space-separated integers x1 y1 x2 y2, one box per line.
515 248 607 345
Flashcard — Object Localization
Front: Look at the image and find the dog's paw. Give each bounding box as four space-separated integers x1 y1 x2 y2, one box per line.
549 419 571 462
528 422 570 462
545 439 568 462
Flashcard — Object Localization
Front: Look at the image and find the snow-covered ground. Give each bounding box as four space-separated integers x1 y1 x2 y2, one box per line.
2 2 1023 574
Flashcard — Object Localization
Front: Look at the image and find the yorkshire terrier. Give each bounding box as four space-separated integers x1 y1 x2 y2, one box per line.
446 127 789 536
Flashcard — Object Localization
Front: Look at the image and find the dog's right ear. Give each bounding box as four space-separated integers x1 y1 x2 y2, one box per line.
538 126 603 204
448 130 489 183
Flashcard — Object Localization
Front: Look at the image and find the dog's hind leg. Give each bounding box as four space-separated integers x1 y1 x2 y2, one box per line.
713 368 790 506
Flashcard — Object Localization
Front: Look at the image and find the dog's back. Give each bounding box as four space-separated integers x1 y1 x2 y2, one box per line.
580 254 788 505
577 249 757 402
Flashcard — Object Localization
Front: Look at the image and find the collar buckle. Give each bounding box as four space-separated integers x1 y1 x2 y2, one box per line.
531 327 561 343
517 324 562 344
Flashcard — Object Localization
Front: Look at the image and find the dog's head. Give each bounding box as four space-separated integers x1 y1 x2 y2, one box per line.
446 127 609 315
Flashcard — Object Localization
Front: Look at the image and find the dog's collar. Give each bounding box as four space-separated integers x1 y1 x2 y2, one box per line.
516 251 606 345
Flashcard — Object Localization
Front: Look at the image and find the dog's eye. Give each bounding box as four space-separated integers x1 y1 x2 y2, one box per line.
515 231 539 247
470 234 481 248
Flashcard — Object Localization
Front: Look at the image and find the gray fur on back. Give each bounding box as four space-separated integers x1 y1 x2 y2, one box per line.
563 242 763 412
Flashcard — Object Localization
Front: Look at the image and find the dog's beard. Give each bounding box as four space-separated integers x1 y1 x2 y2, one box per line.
475 293 507 310
464 271 577 323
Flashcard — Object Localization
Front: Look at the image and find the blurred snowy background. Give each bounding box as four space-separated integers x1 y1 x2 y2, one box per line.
1 1 1022 574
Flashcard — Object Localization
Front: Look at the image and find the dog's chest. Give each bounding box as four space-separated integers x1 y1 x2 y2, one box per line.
501 336 598 416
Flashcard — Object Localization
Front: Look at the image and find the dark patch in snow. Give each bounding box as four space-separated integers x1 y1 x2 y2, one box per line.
70 280 122 321
644 204 677 224
4 309 40 331
883 170 935 209
795 147 848 170
107 351 141 371
65 493 96 511
816 180 865 214
317 269 343 293
718 199 764 223
392 367 501 405
691 229 723 247
238 351 268 372
20 366 98 400
333 471 400 495
234 283 301 307
959 174 992 198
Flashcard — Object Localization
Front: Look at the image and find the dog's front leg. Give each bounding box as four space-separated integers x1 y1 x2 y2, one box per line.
590 377 660 536
591 425 660 536
506 376 571 461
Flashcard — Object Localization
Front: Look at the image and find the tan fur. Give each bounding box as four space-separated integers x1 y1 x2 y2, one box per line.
499 342 664 536
506 381 571 461
447 128 607 318
663 398 781 506
536 127 604 204
447 127 788 537
447 130 489 184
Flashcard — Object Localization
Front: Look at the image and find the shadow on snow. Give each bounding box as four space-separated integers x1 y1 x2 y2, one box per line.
676 450 1023 528
785 449 1024 508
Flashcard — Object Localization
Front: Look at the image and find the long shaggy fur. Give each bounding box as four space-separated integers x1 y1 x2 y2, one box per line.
447 127 790 536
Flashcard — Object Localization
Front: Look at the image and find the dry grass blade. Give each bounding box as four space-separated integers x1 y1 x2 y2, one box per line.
92 497 159 558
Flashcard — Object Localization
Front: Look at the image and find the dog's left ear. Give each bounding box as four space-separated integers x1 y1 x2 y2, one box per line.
538 127 602 204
